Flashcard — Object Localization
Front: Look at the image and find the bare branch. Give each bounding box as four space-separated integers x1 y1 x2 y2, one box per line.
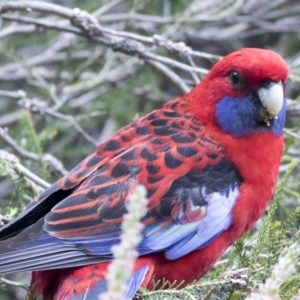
0 1 212 78
0 23 36 39
92 0 124 17
0 276 28 290
0 127 68 176
146 59 190 94
0 127 38 161
0 150 50 189
283 128 300 140
0 1 74 19
0 110 23 127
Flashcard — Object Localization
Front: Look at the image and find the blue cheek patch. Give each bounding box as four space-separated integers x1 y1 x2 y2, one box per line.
216 95 286 137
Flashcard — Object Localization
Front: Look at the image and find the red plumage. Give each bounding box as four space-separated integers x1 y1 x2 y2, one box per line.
0 48 288 300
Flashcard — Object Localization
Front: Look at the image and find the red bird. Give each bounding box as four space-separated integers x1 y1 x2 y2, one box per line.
0 48 288 300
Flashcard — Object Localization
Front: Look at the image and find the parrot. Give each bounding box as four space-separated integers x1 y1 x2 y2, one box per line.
0 48 288 300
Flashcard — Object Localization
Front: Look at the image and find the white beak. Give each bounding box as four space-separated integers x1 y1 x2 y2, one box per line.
257 81 284 118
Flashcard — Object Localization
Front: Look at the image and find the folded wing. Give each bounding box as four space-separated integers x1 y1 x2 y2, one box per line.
0 98 242 274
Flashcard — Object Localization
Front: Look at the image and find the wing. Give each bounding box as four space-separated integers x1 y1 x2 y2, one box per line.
0 98 242 274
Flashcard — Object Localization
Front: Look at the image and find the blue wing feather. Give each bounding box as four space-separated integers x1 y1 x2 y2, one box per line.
0 154 242 273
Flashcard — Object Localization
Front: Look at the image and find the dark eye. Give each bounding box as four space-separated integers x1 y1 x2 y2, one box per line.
264 79 272 88
230 71 240 85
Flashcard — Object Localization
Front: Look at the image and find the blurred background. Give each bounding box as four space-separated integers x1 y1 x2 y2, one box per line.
0 0 300 299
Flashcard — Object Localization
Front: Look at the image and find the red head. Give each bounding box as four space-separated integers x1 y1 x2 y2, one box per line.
188 48 289 137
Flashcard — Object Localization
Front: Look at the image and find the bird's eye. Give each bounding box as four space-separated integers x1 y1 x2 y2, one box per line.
230 71 240 85
264 79 272 88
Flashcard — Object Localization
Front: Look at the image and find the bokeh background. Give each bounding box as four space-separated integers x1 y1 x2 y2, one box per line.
0 0 300 299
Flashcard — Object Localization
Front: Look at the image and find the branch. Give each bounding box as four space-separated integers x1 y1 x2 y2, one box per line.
146 59 190 94
0 276 28 290
1 90 99 146
0 1 212 78
283 128 300 140
0 127 68 176
0 150 50 189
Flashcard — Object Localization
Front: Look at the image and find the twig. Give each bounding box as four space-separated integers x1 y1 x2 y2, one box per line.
0 127 68 176
44 109 98 145
146 59 190 94
0 127 38 161
0 150 50 189
93 0 123 17
0 24 36 39
0 1 211 75
2 13 209 75
4 92 99 146
283 128 300 140
0 276 29 290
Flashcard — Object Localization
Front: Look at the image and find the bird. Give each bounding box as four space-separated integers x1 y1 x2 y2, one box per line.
0 48 288 300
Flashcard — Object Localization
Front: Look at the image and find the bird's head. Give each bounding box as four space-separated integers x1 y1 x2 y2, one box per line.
190 48 289 137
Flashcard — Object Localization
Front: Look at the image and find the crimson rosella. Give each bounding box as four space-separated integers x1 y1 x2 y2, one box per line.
0 48 288 300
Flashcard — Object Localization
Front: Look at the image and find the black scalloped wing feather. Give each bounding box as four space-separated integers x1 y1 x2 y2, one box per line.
0 98 241 273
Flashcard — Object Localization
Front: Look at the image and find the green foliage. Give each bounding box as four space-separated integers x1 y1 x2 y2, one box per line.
0 1 300 299
19 111 50 179
137 162 300 300
0 160 39 216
